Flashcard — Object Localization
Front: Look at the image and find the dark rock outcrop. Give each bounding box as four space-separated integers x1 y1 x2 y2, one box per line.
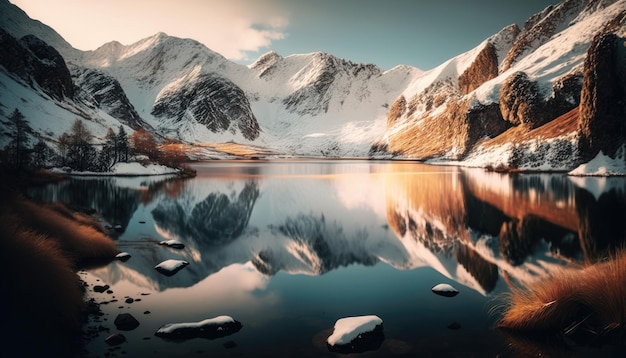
151 73 260 140
458 42 499 95
578 31 626 160
0 28 73 101
72 67 143 129
499 71 548 128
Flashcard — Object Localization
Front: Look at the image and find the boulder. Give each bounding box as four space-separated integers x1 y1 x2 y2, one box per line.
431 283 459 297
105 333 126 346
114 313 140 331
155 316 242 340
327 315 384 354
154 259 189 276
159 240 185 249
115 252 131 262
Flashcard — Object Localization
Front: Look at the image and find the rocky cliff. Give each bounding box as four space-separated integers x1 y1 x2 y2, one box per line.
0 28 73 101
578 18 626 160
71 66 143 129
374 0 626 170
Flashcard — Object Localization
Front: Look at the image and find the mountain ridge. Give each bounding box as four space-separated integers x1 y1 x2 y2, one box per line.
1 0 625 171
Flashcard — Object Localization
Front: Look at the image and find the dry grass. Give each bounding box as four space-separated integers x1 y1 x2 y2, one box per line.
483 107 579 148
0 211 87 356
497 249 626 339
0 193 118 355
6 195 117 263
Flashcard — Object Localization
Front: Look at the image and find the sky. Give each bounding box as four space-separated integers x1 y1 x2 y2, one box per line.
10 0 558 71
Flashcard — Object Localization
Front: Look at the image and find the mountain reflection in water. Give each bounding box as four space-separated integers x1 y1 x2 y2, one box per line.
28 161 626 294
27 161 626 356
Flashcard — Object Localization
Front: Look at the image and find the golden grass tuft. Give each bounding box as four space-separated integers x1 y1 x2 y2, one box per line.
0 215 87 356
0 193 118 356
497 249 626 338
6 195 118 263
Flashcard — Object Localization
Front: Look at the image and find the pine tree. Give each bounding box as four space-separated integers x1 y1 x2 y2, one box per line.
57 132 71 166
7 108 31 169
98 128 119 171
117 125 129 162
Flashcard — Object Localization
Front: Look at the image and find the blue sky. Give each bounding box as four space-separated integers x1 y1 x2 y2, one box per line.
12 0 557 70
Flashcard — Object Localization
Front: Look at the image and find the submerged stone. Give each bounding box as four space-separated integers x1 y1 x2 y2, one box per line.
105 333 126 346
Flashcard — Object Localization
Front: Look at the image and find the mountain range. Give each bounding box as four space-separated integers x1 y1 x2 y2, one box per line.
0 0 625 170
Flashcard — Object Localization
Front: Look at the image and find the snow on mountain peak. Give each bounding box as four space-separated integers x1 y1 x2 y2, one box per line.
2 0 625 162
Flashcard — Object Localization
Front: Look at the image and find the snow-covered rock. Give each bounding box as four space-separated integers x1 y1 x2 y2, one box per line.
159 240 185 249
431 283 460 297
115 252 131 261
327 315 384 353
154 259 189 276
155 316 242 340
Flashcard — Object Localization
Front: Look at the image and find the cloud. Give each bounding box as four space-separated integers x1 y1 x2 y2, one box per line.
11 0 289 60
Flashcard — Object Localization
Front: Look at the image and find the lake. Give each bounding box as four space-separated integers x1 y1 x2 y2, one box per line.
27 160 626 357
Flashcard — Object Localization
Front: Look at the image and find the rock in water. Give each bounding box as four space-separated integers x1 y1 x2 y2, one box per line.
154 259 189 276
327 315 384 354
432 283 459 297
105 333 126 346
115 252 131 261
159 240 185 249
114 313 140 331
155 316 242 340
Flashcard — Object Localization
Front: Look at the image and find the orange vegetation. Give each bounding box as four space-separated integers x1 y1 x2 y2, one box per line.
0 192 118 356
483 107 579 148
6 195 118 263
497 249 626 339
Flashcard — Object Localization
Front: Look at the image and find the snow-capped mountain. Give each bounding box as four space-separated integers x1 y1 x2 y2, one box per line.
0 0 625 166
373 0 626 171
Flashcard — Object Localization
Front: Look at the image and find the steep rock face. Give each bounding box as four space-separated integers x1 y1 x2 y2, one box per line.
72 67 142 129
19 35 74 100
152 73 260 141
0 28 73 101
380 98 509 160
502 0 588 71
578 31 626 159
458 42 499 95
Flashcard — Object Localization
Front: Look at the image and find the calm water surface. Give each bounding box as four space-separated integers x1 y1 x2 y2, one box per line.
28 160 626 357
